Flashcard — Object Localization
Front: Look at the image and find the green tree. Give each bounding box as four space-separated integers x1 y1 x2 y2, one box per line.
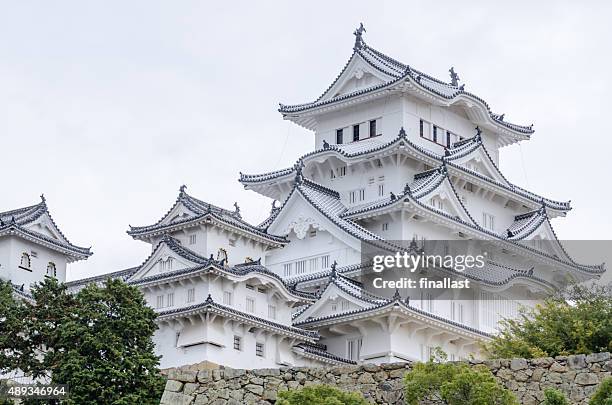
590 377 612 405
404 359 518 405
15 278 164 405
276 385 369 405
485 283 612 359
542 388 570 405
0 280 26 373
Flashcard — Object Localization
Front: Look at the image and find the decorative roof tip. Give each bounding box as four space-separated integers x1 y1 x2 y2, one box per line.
330 261 338 279
323 139 330 149
449 67 460 87
498 113 505 121
398 127 407 138
205 294 213 304
353 23 366 50
40 194 46 204
233 202 241 218
392 288 402 301
390 192 397 201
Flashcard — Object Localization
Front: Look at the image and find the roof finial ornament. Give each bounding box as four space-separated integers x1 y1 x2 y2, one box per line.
403 183 411 194
323 139 330 149
390 192 397 201
205 294 213 304
179 184 187 194
398 127 407 138
392 288 402 301
233 202 241 217
474 126 482 141
449 67 460 87
330 260 338 279
40 194 46 203
498 113 505 121
353 23 366 50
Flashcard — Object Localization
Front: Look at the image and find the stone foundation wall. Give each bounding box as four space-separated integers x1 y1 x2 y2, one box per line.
160 352 611 404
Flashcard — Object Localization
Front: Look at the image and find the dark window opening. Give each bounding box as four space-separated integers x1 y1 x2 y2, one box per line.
336 128 343 144
419 119 424 137
353 125 360 142
369 120 377 137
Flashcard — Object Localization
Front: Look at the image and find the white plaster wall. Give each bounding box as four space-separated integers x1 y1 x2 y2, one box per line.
0 236 68 289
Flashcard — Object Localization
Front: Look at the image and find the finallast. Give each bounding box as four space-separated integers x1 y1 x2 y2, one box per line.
372 277 471 290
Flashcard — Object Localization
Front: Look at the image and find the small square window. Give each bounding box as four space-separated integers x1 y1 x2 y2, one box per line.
189 234 197 245
233 335 242 351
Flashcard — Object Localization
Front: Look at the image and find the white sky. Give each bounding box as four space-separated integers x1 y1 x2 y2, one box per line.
0 0 610 282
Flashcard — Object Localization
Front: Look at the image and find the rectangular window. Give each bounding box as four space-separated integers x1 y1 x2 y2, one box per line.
369 120 377 137
268 305 276 320
309 257 318 271
420 120 432 141
256 342 265 357
378 183 384 197
358 189 365 201
382 223 389 231
338 166 346 177
433 126 439 143
483 213 495 231
223 291 233 305
341 300 349 311
233 335 241 351
187 288 195 303
309 229 317 238
347 338 363 361
167 292 174 307
336 128 343 144
283 263 293 277
156 295 164 309
349 191 357 204
353 124 360 141
451 301 464 323
296 260 306 274
331 303 337 312
246 284 255 290
246 297 255 313
321 255 330 269
189 234 197 245
330 169 336 179
446 131 451 147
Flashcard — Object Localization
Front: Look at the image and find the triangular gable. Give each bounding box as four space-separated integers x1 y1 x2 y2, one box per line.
293 279 375 323
512 216 572 262
446 143 511 187
23 212 65 242
129 238 206 281
320 52 394 102
411 172 476 225
155 199 201 228
267 185 363 252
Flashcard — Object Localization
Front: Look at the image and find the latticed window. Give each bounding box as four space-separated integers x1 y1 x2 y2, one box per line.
255 342 264 357
20 253 31 269
46 262 56 277
187 288 195 303
233 336 241 351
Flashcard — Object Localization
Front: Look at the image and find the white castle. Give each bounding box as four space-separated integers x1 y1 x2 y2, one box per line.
1 26 605 370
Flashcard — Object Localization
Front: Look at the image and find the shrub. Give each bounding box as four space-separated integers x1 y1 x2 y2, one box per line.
276 385 368 405
404 360 518 405
542 388 570 405
484 283 612 359
590 377 612 405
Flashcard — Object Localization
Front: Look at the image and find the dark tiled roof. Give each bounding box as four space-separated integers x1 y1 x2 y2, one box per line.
64 267 138 288
127 187 286 244
294 295 491 338
293 342 356 365
0 197 92 259
279 41 533 136
157 294 319 341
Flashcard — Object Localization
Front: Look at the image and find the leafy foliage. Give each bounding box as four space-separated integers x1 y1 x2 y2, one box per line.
542 388 570 405
485 283 612 359
0 280 26 373
404 358 518 405
3 278 164 405
276 385 369 405
590 377 612 405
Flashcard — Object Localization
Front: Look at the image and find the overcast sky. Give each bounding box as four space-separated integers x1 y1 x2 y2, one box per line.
1 1 611 282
